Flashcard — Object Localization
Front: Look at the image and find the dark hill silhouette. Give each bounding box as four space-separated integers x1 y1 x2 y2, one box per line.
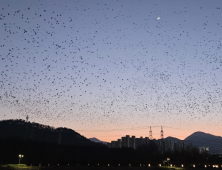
164 136 182 143
0 119 93 145
184 131 222 154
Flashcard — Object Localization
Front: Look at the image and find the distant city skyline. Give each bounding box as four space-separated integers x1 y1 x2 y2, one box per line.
1 0 222 142
107 134 193 156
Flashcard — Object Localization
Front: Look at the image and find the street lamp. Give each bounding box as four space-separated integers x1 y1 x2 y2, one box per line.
167 158 170 167
18 154 24 164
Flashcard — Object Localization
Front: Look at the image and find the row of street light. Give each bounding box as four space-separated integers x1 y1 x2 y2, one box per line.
26 163 222 168
18 155 222 169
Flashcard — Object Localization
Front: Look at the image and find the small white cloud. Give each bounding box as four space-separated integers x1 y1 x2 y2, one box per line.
157 17 160 20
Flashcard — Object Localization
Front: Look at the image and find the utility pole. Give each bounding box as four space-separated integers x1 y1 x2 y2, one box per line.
30 124 33 139
149 126 153 140
58 130 62 145
25 115 28 141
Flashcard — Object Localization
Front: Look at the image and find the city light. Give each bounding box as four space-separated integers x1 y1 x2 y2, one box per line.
129 164 131 167
170 164 172 167
181 164 184 167
193 164 195 168
205 165 207 168
148 164 151 167
108 164 110 166
159 164 162 167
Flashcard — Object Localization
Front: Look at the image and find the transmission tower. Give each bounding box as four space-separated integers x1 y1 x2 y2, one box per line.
160 126 164 139
149 126 153 140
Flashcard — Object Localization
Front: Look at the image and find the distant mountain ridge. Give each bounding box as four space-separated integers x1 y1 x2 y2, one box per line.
0 119 95 145
1 119 221 153
184 131 222 154
165 136 182 143
166 132 222 154
89 137 107 145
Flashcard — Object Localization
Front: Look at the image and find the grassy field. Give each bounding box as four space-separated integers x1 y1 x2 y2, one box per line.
0 165 174 170
0 164 39 170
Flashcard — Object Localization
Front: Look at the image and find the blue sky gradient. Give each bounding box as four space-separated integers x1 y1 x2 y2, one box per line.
0 0 222 141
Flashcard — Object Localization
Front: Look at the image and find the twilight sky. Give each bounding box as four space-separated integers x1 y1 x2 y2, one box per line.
0 0 222 142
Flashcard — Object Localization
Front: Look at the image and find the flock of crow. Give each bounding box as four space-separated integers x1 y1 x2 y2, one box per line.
0 0 222 139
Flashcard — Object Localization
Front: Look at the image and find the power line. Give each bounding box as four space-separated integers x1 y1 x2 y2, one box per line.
75 125 182 132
